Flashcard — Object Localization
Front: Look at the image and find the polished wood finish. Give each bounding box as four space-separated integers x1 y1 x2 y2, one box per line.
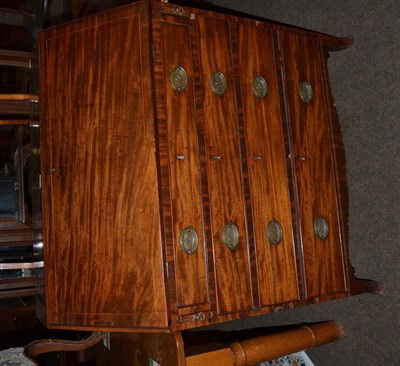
157 18 209 312
0 100 32 115
186 321 344 366
196 15 252 315
0 49 33 68
39 1 167 330
236 23 299 306
0 94 38 101
39 0 379 334
186 348 234 366
0 119 36 125
0 287 37 299
92 321 343 366
280 31 347 298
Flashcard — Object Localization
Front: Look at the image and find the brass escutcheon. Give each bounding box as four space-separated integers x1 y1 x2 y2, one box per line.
267 220 283 245
253 76 268 99
210 71 227 96
314 216 329 240
179 226 199 254
174 6 184 15
170 66 188 92
192 312 205 321
299 81 313 103
222 223 240 250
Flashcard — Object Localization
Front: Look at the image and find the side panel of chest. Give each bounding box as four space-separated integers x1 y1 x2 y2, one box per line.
40 3 168 329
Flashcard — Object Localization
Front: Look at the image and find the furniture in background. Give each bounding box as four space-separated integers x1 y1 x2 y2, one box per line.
0 17 40 307
0 331 105 366
0 2 42 349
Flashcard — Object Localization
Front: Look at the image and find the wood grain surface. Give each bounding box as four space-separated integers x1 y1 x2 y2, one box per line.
40 2 168 329
197 15 253 315
236 23 299 306
279 31 347 298
38 0 359 332
158 18 210 310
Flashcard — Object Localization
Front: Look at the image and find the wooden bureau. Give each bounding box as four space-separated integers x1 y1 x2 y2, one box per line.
38 0 379 337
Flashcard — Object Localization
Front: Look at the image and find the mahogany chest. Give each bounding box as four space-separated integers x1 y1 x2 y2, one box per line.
38 0 377 332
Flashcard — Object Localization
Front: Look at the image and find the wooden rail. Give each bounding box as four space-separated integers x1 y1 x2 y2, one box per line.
186 321 344 366
0 94 38 101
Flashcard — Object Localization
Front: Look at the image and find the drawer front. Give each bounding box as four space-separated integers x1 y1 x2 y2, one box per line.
237 24 299 305
280 31 347 298
158 20 210 309
197 16 253 314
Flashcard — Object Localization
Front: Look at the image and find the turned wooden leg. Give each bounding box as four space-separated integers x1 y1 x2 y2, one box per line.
186 321 344 366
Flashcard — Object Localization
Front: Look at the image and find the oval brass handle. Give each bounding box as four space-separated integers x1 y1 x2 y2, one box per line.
253 76 268 99
179 226 199 254
267 220 283 245
314 216 329 240
299 81 313 104
210 71 227 96
170 66 188 92
222 223 239 250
